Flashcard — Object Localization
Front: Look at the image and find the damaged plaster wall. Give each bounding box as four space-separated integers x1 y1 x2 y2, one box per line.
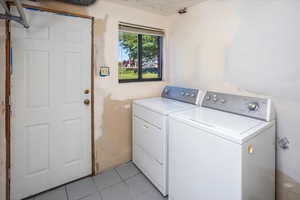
21 0 169 173
0 17 6 200
168 0 300 199
88 1 169 172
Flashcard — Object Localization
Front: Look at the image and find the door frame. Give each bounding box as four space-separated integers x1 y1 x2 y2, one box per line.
5 4 96 200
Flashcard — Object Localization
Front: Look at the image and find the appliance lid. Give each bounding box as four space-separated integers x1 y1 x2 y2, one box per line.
169 107 273 144
134 97 197 115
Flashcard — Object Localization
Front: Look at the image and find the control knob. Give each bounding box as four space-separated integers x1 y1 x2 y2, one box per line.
212 94 218 102
220 99 226 104
211 94 217 102
248 102 259 111
205 95 211 101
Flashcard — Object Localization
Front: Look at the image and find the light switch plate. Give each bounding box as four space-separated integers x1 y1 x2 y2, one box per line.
99 66 110 77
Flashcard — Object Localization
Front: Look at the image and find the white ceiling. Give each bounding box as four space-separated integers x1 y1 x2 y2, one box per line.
101 0 207 15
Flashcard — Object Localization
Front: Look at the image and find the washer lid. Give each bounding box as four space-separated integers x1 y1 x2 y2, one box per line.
169 107 273 144
134 97 197 115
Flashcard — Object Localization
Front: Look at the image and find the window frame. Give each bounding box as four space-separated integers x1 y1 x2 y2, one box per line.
118 32 163 83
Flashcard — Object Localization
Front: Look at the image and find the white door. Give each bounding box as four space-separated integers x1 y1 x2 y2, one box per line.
11 8 92 200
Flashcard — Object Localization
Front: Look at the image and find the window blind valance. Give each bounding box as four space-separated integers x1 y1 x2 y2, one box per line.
119 22 165 36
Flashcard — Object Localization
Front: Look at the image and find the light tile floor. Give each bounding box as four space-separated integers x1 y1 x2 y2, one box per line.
25 161 168 200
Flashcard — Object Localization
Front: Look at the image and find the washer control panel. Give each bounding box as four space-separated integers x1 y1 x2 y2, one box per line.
202 91 273 121
161 86 201 105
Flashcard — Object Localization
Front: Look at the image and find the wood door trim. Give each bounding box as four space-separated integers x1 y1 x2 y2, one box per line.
5 5 96 200
91 18 96 176
5 18 11 200
7 2 94 19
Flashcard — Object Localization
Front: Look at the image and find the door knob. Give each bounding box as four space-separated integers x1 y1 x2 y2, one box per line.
84 89 90 94
84 99 90 105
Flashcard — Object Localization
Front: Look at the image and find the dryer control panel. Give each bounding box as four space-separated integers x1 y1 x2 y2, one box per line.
161 86 202 105
202 91 275 121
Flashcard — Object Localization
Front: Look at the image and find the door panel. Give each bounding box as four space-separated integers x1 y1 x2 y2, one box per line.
64 52 81 103
63 118 82 164
26 124 50 176
26 50 50 108
11 8 92 200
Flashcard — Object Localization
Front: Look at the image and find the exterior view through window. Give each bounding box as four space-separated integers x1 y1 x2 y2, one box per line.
118 23 163 82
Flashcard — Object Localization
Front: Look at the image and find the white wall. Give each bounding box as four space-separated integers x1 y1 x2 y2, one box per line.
169 0 300 185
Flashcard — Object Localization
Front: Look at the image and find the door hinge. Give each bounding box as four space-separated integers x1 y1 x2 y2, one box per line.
7 167 11 181
8 95 12 115
10 47 13 75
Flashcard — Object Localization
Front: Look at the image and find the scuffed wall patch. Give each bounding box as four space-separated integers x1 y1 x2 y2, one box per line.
95 96 133 172
94 18 107 71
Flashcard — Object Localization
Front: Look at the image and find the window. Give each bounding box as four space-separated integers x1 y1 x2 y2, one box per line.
118 23 164 83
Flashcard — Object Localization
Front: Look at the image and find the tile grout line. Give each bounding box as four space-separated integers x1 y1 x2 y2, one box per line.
114 162 142 182
128 170 165 199
124 172 141 182
110 167 143 200
114 167 136 200
113 167 125 182
31 163 146 200
93 168 124 193
65 185 70 200
122 172 158 200
77 193 96 200
98 190 104 200
97 179 123 192
69 177 101 200
91 173 105 200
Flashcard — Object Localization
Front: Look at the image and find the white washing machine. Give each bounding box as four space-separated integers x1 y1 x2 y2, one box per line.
132 86 204 196
168 91 276 200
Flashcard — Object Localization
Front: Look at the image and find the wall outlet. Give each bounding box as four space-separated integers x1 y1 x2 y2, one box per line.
278 137 290 150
